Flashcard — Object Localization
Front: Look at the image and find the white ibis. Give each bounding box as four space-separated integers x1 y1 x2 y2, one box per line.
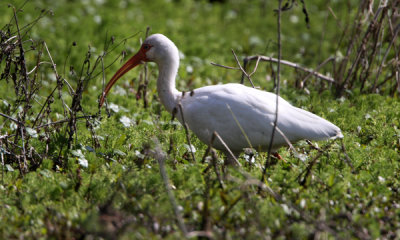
100 34 343 164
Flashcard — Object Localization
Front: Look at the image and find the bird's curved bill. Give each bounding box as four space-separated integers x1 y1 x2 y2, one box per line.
99 50 146 107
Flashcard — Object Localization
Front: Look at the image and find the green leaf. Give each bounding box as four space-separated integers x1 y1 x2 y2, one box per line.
112 134 127 149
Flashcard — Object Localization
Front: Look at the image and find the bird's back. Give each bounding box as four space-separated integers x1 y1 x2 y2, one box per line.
178 83 342 152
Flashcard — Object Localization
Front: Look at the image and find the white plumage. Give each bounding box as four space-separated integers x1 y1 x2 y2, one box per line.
100 34 343 160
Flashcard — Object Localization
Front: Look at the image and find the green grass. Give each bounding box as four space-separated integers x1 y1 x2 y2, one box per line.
1 0 400 239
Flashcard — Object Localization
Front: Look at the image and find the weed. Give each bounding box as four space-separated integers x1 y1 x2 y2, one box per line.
0 0 399 239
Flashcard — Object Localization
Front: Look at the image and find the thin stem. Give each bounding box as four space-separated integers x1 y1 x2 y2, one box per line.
153 140 188 237
210 62 239 70
0 113 23 125
231 49 256 88
143 27 151 108
1 143 4 185
177 103 196 162
213 131 241 166
261 0 282 184
244 55 335 83
213 55 335 83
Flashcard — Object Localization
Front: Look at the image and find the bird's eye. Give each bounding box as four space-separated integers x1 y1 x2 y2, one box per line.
143 44 151 50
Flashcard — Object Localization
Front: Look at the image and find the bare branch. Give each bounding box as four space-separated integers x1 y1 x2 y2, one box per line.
231 49 256 88
244 55 335 83
297 141 334 186
0 112 24 125
371 23 400 92
177 103 196 162
34 115 96 129
210 62 239 70
249 56 262 77
211 149 225 189
1 142 4 185
151 139 188 237
340 138 355 173
212 131 241 166
43 42 74 94
261 0 283 186
301 57 336 87
19 126 27 173
142 27 151 108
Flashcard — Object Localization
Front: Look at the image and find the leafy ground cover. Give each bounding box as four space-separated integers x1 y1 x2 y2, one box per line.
0 0 399 239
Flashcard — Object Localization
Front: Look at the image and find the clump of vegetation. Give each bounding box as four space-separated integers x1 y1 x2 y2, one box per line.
0 0 399 239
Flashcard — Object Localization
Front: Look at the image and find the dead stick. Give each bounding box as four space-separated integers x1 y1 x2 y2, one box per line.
213 55 335 84
0 113 23 125
142 27 151 108
231 49 256 88
248 56 262 77
200 172 211 236
244 55 335 83
261 0 283 187
340 138 355 172
213 131 241 166
297 141 334 186
99 55 111 117
371 23 400 92
19 126 27 173
43 42 74 94
210 62 239 70
152 140 188 237
1 143 4 185
177 103 196 162
301 56 336 86
35 115 96 129
211 149 225 189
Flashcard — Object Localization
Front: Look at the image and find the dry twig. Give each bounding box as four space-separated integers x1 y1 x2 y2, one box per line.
243 55 335 84
177 103 196 162
261 0 283 186
152 139 189 237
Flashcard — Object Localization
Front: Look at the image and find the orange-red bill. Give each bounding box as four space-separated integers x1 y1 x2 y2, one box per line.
99 49 146 107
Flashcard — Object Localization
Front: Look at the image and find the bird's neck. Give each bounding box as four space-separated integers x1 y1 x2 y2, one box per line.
156 58 180 113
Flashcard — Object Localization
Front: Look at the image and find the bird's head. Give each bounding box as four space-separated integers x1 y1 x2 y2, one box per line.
99 34 178 107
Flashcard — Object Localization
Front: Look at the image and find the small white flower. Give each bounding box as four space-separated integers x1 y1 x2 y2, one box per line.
6 164 14 172
71 149 84 158
26 127 38 138
290 15 299 24
113 85 127 96
186 65 193 73
78 158 88 168
183 144 196 153
300 199 306 208
177 205 184 212
109 103 120 113
294 152 307 162
120 116 133 127
281 204 291 215
339 96 346 102
378 176 385 183
135 150 145 159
